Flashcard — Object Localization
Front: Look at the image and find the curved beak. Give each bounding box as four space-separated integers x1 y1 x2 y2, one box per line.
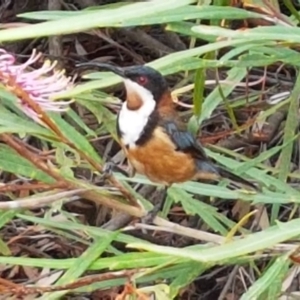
76 62 126 78
76 62 145 108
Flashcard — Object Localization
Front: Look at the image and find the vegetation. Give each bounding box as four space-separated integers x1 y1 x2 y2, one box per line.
0 0 300 298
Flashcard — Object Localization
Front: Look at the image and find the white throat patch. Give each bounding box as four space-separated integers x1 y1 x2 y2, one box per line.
118 79 156 148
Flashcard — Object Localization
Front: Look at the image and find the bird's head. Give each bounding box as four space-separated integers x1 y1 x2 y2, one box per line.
77 62 170 111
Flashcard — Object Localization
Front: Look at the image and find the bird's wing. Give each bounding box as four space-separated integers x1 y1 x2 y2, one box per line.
158 118 257 189
160 118 208 159
160 119 221 174
160 119 257 189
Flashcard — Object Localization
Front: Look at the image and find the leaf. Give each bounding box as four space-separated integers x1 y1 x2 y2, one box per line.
18 2 132 20
188 66 248 131
0 238 11 256
203 67 247 123
50 113 102 164
121 181 153 210
266 259 291 299
39 231 118 300
0 144 54 183
0 210 18 228
205 148 300 196
74 263 195 294
17 214 150 245
192 25 300 44
0 0 194 42
119 5 264 27
167 21 217 42
282 0 300 24
18 5 263 26
236 134 300 174
271 71 300 223
241 254 290 300
74 100 118 139
117 171 300 205
0 103 53 137
0 251 177 271
128 217 300 263
193 67 205 118
170 264 207 298
65 108 97 138
279 75 300 174
168 187 229 235
0 210 15 255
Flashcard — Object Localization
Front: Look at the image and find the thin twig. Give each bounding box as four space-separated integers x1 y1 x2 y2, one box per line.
123 217 225 244
1 270 139 295
0 182 67 193
218 265 240 300
0 189 84 209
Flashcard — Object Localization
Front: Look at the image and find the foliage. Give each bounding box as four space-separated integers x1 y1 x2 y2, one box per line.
0 0 300 299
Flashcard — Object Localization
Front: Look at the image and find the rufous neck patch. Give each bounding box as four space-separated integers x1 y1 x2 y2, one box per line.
126 89 143 110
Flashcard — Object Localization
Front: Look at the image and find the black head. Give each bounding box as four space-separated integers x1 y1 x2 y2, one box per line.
76 62 169 102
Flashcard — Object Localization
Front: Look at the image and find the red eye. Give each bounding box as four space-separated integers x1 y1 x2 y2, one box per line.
138 76 147 85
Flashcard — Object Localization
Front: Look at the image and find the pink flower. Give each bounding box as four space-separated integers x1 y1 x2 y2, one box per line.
0 48 73 121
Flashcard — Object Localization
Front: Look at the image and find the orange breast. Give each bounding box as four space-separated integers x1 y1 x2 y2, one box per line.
122 127 197 185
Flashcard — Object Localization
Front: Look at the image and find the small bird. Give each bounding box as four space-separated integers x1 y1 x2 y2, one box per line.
77 63 256 213
77 63 258 223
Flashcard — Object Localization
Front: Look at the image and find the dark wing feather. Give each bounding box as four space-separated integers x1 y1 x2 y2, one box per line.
161 119 207 158
161 119 220 175
160 118 257 190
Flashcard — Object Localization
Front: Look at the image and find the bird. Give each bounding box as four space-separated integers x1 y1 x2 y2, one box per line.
77 62 257 216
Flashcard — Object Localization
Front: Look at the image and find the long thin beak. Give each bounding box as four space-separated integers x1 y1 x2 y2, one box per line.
76 62 126 78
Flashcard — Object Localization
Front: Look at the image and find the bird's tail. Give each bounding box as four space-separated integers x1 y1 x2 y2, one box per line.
195 160 258 191
217 166 258 191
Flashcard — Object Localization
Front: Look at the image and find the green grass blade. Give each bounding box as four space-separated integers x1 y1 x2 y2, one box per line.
0 252 179 271
119 6 263 26
117 171 300 205
0 104 53 137
0 144 55 183
241 254 290 299
193 67 205 118
271 71 300 224
167 21 217 41
17 214 149 245
0 238 11 256
0 0 194 42
168 187 229 235
74 263 194 294
0 210 18 228
50 113 102 164
170 264 207 298
192 25 300 45
0 210 17 256
206 149 300 195
65 109 97 138
189 66 248 130
236 134 300 174
278 73 300 178
19 6 263 25
38 231 118 299
128 218 300 263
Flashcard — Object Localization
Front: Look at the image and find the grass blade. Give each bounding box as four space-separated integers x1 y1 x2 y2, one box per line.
271 71 300 223
0 144 54 183
39 231 118 299
128 218 300 262
0 0 194 42
241 254 290 299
